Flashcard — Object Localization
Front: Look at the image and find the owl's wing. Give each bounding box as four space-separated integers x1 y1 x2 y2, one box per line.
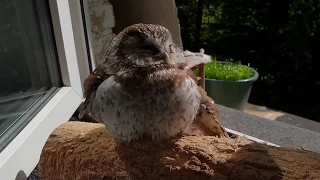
191 86 229 138
184 69 229 138
78 64 114 120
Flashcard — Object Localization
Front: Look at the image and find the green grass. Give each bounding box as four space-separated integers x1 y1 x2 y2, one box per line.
195 57 255 81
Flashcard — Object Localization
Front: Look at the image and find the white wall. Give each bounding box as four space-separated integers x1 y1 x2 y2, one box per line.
87 0 116 67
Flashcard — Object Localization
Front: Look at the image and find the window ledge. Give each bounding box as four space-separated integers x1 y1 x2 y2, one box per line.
0 87 82 180
218 104 320 153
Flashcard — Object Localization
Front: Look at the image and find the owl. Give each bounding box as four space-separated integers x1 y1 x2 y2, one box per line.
78 23 228 142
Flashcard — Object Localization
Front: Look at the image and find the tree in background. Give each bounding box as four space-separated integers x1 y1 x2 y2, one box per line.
176 0 320 121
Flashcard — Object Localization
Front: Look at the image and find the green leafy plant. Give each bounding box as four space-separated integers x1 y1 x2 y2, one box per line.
195 57 254 81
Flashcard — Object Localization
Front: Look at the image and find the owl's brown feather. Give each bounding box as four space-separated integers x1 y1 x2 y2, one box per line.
191 86 229 138
184 69 228 138
78 23 228 141
78 65 109 119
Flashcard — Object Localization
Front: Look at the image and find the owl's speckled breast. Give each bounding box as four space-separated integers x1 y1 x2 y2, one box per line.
91 70 201 142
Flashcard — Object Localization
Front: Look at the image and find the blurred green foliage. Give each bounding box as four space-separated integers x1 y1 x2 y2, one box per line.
176 0 320 121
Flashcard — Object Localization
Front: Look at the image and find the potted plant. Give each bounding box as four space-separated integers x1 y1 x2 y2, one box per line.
195 57 259 111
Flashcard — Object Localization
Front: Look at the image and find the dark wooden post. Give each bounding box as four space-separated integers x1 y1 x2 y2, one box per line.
199 64 205 89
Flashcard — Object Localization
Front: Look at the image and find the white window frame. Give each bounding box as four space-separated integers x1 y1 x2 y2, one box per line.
0 1 89 179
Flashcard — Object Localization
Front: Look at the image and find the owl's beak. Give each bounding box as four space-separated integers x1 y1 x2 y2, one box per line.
163 52 172 65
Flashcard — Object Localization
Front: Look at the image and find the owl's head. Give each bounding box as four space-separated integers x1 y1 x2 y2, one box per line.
114 23 184 68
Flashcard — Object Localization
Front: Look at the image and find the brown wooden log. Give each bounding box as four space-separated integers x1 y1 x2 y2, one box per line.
39 122 320 180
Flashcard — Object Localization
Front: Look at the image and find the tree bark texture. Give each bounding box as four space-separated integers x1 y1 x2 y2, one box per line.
39 122 320 180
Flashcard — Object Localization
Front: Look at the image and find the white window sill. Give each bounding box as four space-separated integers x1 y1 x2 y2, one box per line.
0 87 82 179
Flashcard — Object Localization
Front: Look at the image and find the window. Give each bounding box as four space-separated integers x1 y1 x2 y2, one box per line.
0 0 61 152
0 0 89 179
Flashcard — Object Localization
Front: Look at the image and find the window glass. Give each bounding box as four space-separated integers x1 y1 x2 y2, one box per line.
0 0 61 151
